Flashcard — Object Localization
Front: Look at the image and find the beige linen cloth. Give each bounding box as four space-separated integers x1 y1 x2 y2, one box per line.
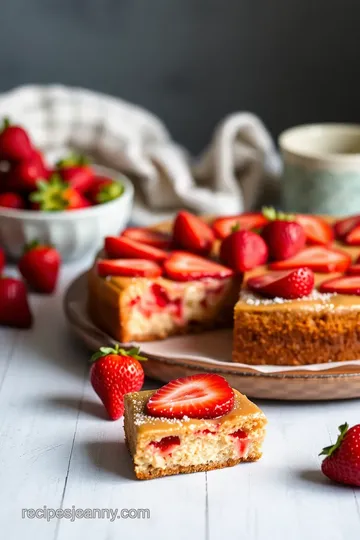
0 85 281 224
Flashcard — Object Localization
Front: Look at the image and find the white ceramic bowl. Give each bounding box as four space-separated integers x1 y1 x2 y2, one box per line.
0 166 134 261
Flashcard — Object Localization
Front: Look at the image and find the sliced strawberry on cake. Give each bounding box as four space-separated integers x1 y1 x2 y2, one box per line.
319 276 360 295
172 210 215 255
105 236 168 262
121 227 171 249
212 212 268 239
124 374 267 479
295 214 334 245
97 258 163 278
164 251 234 281
269 246 351 273
334 215 360 243
247 267 315 300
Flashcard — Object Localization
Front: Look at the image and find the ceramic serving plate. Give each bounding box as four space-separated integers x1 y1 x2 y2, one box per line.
64 272 360 401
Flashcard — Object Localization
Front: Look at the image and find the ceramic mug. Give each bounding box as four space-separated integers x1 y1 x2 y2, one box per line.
279 124 360 215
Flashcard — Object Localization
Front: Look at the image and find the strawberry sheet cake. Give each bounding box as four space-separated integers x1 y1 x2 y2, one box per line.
88 209 360 365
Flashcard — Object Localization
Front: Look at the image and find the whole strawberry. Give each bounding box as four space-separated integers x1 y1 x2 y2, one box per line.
320 423 360 487
10 148 49 192
56 153 95 193
0 276 33 328
220 229 268 272
0 118 33 161
19 240 61 294
86 175 124 205
90 345 146 420
262 207 306 261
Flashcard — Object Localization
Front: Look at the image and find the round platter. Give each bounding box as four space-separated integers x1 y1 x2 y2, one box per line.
64 272 360 401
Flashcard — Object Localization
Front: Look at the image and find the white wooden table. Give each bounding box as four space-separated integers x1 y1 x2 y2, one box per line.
1 255 360 540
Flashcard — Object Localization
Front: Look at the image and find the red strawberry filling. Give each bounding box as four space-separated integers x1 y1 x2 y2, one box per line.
230 429 249 457
149 436 181 455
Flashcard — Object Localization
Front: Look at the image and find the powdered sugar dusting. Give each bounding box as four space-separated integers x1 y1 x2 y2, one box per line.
239 289 336 306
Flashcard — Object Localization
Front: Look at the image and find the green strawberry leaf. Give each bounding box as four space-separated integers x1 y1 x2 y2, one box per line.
262 206 295 222
319 422 349 457
231 222 240 233
90 344 147 363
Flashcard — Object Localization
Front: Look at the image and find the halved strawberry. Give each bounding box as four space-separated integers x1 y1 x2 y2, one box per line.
296 215 333 245
247 267 315 299
146 374 235 419
173 211 215 255
334 215 360 241
344 225 360 245
212 212 268 239
347 265 360 276
121 227 171 249
104 236 168 262
163 251 233 281
319 276 360 295
269 246 351 273
97 259 162 278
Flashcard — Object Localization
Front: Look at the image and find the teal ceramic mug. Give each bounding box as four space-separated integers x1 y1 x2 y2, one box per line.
279 124 360 215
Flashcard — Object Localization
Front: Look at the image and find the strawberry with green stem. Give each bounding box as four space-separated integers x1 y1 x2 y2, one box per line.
30 174 91 211
56 153 95 193
320 423 360 487
262 207 306 261
86 175 125 205
90 345 146 420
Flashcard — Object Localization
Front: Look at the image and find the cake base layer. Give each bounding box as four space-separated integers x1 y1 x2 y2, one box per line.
125 437 262 480
233 290 360 365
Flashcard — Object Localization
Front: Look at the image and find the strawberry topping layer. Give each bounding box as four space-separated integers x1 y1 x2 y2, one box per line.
319 276 360 295
212 213 268 239
105 236 168 262
173 211 215 255
146 374 235 419
97 258 162 278
121 227 171 249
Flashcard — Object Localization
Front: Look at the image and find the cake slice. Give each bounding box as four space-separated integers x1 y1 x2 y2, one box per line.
88 253 242 343
124 374 267 480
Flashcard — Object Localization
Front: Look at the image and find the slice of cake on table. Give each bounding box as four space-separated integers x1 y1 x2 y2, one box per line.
124 373 267 480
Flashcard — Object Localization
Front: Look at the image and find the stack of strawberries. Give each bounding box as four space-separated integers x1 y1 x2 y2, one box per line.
0 118 124 211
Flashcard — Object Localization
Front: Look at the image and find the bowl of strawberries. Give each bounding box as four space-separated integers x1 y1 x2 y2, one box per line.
0 118 134 260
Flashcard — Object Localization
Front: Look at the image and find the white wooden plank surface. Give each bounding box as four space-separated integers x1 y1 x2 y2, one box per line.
0 257 359 540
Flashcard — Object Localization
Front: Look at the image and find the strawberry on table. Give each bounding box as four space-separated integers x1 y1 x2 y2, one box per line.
320 423 360 487
97 258 162 278
56 153 95 193
0 276 33 328
172 210 215 255
220 229 268 273
269 246 351 273
212 212 268 239
0 118 33 161
121 227 171 250
262 207 306 261
0 192 26 209
105 236 168 262
86 175 124 204
247 267 315 300
18 241 61 294
319 275 360 295
146 373 235 419
295 214 333 245
29 175 91 211
163 251 234 281
90 345 146 420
